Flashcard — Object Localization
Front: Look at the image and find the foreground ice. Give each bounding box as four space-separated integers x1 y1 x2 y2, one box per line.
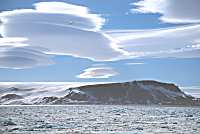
0 105 200 133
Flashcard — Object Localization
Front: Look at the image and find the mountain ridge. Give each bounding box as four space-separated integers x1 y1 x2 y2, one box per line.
0 80 200 106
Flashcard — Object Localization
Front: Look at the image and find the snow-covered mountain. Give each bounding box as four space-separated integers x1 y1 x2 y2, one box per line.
0 81 199 105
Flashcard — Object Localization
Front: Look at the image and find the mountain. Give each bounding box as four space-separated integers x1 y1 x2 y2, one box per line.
54 80 199 106
0 80 200 106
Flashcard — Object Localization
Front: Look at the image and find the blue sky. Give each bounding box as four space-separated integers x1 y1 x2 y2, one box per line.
0 0 200 87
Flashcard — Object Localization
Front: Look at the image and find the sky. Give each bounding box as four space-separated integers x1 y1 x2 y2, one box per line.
0 0 200 87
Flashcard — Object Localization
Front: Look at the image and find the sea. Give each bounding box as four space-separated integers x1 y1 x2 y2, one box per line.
0 105 200 134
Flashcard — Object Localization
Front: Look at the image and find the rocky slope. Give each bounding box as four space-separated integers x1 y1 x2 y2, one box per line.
0 80 199 105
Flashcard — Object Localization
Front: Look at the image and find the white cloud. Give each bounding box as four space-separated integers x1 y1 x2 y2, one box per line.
191 44 200 49
34 2 104 30
77 66 118 79
92 63 107 67
126 62 145 65
0 37 28 47
107 24 200 58
0 46 53 69
0 1 126 63
131 0 200 24
0 1 200 70
0 2 104 31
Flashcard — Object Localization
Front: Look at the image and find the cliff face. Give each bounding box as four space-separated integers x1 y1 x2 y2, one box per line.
0 80 199 105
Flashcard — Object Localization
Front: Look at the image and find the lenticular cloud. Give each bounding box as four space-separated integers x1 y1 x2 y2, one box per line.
77 66 118 79
0 46 53 69
0 1 126 69
1 1 200 70
106 24 200 58
132 0 200 24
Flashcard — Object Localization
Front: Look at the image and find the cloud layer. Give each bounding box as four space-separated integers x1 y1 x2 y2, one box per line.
77 66 118 79
132 0 200 24
0 46 53 69
107 24 200 58
0 1 126 68
0 1 200 70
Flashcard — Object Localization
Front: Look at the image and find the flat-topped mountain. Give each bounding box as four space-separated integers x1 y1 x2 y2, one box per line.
60 80 198 105
0 80 199 105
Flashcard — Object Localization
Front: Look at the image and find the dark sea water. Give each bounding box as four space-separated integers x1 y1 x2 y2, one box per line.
0 105 200 134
